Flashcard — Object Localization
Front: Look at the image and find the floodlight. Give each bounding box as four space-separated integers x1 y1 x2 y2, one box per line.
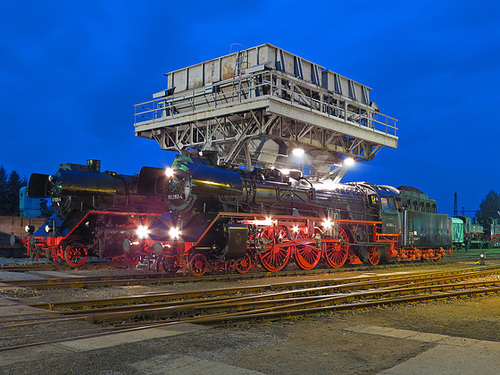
343 158 355 167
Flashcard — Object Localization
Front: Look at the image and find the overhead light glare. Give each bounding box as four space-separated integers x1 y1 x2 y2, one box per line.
343 158 355 167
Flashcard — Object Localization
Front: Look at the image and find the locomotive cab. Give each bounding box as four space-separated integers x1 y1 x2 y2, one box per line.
375 187 402 235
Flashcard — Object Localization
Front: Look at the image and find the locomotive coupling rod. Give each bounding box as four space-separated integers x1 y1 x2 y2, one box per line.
348 242 390 247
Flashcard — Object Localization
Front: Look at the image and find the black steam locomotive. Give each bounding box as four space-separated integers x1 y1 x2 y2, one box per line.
121 154 451 275
24 160 165 266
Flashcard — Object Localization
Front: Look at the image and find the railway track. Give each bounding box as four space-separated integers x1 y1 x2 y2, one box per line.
2 254 497 290
1 265 500 352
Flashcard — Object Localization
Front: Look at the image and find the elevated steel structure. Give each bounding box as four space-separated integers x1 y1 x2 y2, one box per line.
134 44 398 178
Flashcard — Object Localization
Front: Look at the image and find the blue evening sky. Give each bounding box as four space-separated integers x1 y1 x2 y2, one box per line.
1 0 499 216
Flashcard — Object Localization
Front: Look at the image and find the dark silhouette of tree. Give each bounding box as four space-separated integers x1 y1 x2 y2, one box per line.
476 190 500 229
0 166 28 216
7 171 27 215
0 166 7 215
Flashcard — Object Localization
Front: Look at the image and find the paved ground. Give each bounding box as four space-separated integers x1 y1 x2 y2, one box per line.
348 326 500 375
1 319 500 374
1 262 499 374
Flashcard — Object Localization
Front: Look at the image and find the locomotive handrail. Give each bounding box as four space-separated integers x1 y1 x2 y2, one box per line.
216 211 383 225
191 211 384 248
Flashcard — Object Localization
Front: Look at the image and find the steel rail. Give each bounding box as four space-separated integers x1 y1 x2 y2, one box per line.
2 257 497 289
38 267 500 315
63 280 500 328
25 266 500 311
2 279 498 354
76 278 500 325
175 285 500 326
1 267 494 327
4 279 500 329
1 267 491 330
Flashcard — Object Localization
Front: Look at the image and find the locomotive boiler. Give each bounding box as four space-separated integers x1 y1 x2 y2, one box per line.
124 154 452 275
24 160 166 266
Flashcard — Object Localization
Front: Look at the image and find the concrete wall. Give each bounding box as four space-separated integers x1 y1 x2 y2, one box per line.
0 216 46 239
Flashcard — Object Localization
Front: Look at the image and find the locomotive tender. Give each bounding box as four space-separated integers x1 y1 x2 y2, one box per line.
123 153 451 275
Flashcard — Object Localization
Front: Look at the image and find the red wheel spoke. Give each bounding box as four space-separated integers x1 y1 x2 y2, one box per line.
64 243 88 267
258 227 290 272
189 253 208 276
295 241 321 270
368 247 380 265
323 227 349 268
236 253 253 274
293 228 321 270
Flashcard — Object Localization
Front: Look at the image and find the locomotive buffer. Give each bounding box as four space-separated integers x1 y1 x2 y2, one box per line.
134 44 398 179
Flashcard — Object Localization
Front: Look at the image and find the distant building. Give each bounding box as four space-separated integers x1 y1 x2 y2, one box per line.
19 186 41 217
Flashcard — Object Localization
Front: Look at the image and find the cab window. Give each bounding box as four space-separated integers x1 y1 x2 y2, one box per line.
381 197 396 212
381 197 389 212
388 198 396 211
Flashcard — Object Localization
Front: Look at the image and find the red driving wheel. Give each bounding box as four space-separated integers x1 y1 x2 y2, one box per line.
323 227 349 268
258 227 291 272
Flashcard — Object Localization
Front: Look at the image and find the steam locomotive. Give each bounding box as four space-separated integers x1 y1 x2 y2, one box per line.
121 153 451 275
24 160 165 266
23 155 451 272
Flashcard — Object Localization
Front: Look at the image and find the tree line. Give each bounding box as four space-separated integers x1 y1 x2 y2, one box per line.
476 190 500 228
0 166 27 216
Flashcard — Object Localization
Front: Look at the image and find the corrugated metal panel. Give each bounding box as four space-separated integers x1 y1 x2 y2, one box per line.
321 70 372 104
165 44 327 93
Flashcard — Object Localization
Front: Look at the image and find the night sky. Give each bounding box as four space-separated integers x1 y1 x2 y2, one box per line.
1 0 499 217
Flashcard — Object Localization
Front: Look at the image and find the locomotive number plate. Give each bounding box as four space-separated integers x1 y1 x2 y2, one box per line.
168 194 185 200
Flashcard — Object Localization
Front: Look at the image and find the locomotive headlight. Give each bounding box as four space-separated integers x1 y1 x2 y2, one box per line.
322 219 333 230
44 224 53 233
263 217 274 226
165 167 174 178
25 225 35 234
136 225 150 239
169 227 181 239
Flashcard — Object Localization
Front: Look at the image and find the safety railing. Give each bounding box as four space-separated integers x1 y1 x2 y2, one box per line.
134 71 398 137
